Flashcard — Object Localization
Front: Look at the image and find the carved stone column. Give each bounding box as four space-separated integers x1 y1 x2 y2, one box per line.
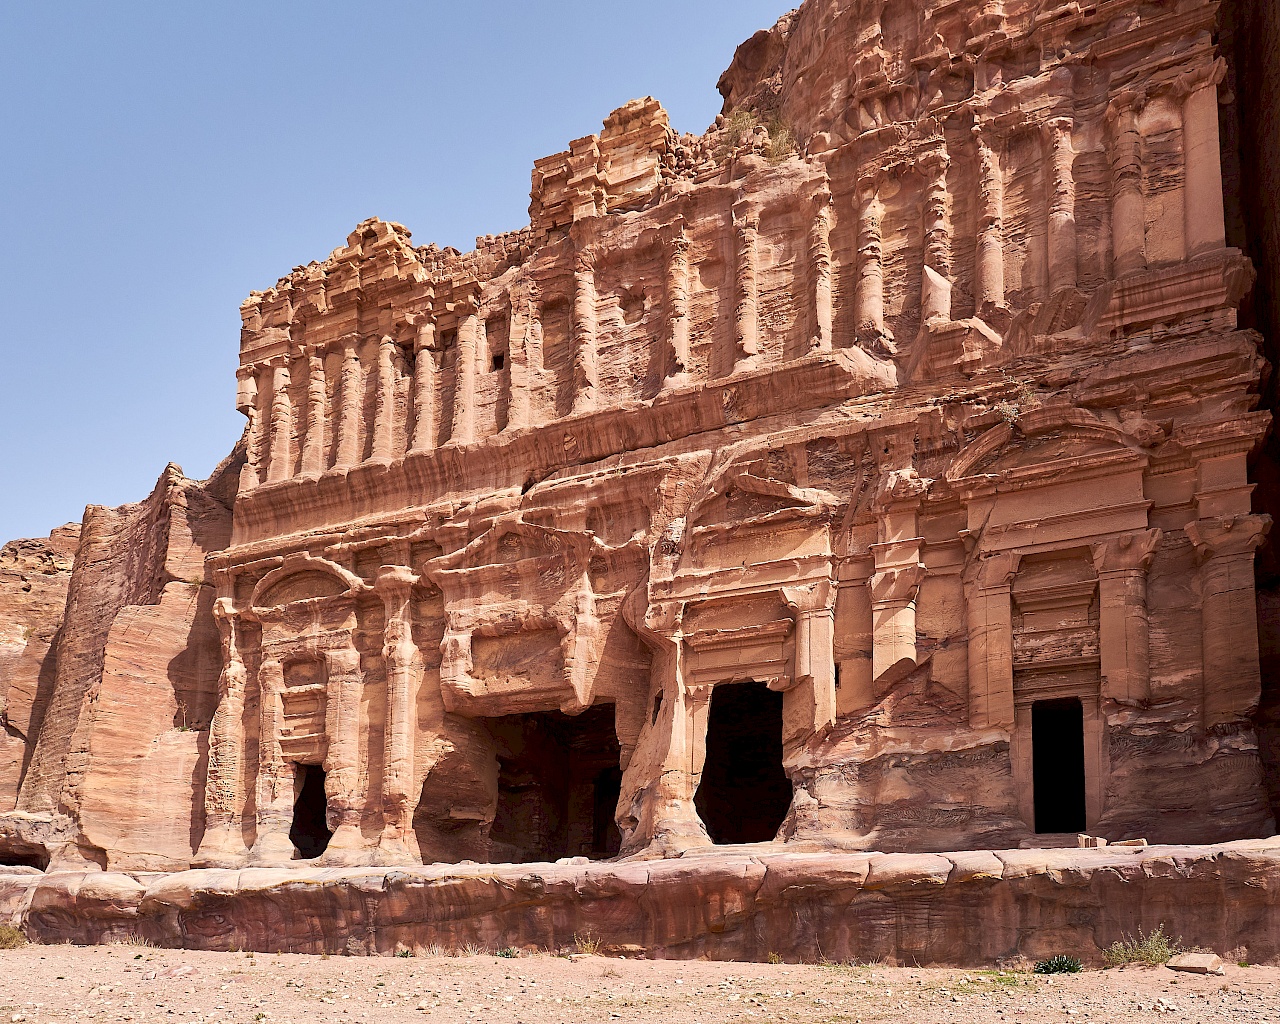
855 174 891 350
265 360 293 483
1182 68 1228 258
664 219 692 386
371 335 397 464
1187 515 1271 726
300 352 327 476
973 124 1006 314
733 204 761 372
868 561 927 682
505 285 534 431
236 367 262 491
810 190 834 352
965 552 1019 729
249 657 294 863
451 301 479 444
376 565 422 863
919 145 953 324
571 250 599 413
1091 529 1162 704
1045 116 1079 292
409 315 438 453
1107 97 1147 278
782 579 837 748
335 335 363 468
322 645 366 858
194 599 249 866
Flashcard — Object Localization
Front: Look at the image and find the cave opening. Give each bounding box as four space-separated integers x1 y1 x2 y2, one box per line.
485 703 622 863
1032 698 1087 835
0 847 49 871
289 763 332 859
694 680 792 844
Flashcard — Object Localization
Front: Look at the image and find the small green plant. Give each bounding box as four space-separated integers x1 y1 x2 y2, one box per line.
1034 954 1083 974
573 933 601 956
766 951 783 964
0 925 27 949
764 115 795 162
395 948 413 958
497 947 520 959
1103 925 1182 967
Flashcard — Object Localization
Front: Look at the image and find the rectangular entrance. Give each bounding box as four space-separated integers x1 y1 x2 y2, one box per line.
1032 698 1087 834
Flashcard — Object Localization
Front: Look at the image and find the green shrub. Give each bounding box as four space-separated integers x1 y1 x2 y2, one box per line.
1034 955 1083 975
497 947 520 959
1103 925 1182 968
0 925 27 949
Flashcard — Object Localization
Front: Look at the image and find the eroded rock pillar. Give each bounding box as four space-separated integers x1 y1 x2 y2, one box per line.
335 335 363 468
300 352 327 476
1107 98 1147 278
810 190 834 352
1187 515 1271 726
919 146 953 324
249 657 294 862
1046 117 1079 292
505 286 534 431
409 315 438 453
236 367 262 491
966 554 1018 729
973 125 1006 313
733 204 761 372
371 335 397 464
781 580 837 748
664 219 692 386
1182 71 1227 258
855 176 890 350
322 645 365 859
572 251 599 413
376 566 422 863
265 361 293 483
195 600 249 866
1091 529 1162 704
451 303 479 444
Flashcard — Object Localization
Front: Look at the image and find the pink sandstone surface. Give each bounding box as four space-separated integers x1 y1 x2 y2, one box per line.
3 0 1280 963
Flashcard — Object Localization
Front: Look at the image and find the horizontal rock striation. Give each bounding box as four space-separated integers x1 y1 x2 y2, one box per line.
5 840 1280 965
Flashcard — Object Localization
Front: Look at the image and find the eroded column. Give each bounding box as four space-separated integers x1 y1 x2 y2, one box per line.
572 250 599 413
1091 529 1162 704
810 190 834 352
249 657 293 862
335 335 363 468
733 204 761 372
919 146 953 324
371 334 397 464
236 367 263 491
855 175 891 350
1046 116 1079 292
1183 72 1227 258
782 580 837 748
965 553 1019 729
973 124 1006 313
451 303 479 444
195 600 249 866
409 315 438 453
376 566 422 863
322 645 365 858
265 360 293 483
1107 98 1147 278
664 219 692 385
1187 515 1271 727
300 352 327 476
505 286 533 431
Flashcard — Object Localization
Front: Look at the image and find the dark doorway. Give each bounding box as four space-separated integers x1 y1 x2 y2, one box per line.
486 704 622 863
289 763 332 859
694 681 792 844
0 846 48 871
1032 698 1087 834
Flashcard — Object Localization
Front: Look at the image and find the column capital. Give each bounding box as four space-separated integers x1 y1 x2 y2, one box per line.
1091 528 1163 574
869 563 926 605
782 578 836 614
1186 514 1271 562
374 563 419 597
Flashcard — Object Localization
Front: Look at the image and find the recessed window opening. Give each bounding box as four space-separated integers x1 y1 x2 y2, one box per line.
289 763 332 859
694 681 792 844
1032 698 1087 835
491 352 506 372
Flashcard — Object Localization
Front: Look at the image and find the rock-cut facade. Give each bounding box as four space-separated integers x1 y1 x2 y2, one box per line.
3 0 1280 872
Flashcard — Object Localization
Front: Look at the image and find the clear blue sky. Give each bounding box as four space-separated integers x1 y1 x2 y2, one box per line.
0 1 789 543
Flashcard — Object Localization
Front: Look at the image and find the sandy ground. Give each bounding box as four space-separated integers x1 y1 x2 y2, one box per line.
0 945 1276 1024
